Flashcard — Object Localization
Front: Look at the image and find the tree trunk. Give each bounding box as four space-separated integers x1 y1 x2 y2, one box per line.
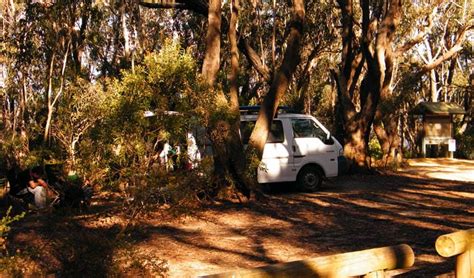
201 0 221 86
374 111 401 166
371 0 402 166
44 54 56 143
248 0 305 159
44 42 70 144
430 69 438 102
334 0 368 168
335 0 401 168
200 0 252 197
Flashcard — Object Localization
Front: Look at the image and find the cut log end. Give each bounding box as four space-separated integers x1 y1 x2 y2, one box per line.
435 229 474 258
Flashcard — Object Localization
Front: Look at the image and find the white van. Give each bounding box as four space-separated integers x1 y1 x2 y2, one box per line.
240 107 347 191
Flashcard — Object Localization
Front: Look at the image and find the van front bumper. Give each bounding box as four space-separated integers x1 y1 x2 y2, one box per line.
337 155 349 175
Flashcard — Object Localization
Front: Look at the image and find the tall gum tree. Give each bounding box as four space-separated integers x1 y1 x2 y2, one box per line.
201 0 251 196
248 0 305 158
332 0 402 168
374 0 473 164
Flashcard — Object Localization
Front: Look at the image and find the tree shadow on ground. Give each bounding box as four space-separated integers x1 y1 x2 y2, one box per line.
155 172 471 276
3 201 168 277
3 171 472 277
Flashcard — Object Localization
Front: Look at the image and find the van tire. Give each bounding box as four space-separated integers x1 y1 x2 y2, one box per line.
297 166 323 192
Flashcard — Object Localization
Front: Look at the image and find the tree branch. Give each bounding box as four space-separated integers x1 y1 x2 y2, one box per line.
395 8 436 55
238 39 271 82
140 0 272 83
420 22 473 74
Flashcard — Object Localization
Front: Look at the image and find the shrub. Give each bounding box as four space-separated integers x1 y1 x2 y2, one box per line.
455 126 474 159
1 207 25 254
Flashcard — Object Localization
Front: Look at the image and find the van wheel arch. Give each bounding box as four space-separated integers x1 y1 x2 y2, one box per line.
297 164 325 192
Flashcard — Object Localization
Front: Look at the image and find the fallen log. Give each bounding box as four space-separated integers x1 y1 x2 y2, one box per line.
201 244 415 278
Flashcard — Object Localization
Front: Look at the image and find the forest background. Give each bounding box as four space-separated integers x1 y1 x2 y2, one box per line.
0 0 473 201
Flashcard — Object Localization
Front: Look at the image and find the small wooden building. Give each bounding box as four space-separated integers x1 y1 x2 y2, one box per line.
412 102 466 158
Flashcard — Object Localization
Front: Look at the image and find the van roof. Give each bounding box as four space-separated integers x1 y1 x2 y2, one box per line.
240 113 313 120
239 106 295 115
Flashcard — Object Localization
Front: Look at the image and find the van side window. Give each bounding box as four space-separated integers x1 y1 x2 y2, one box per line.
240 121 284 144
291 119 327 141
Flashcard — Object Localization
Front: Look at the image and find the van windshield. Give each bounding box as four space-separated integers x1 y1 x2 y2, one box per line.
240 121 284 144
291 119 327 141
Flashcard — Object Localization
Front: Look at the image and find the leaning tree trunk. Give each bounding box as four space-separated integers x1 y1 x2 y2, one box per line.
44 42 70 144
248 0 305 159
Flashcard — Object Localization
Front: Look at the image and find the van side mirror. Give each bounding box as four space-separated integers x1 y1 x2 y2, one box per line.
324 135 334 145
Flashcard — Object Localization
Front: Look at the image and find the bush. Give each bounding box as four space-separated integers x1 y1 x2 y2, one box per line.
456 126 474 159
1 207 25 254
368 136 383 160
122 156 215 221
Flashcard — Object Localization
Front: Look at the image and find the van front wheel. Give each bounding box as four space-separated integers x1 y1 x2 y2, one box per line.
297 167 323 192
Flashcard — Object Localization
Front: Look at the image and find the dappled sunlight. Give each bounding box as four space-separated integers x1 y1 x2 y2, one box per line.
303 197 332 207
130 166 471 276
6 159 472 277
401 188 474 200
202 210 291 229
407 158 474 167
342 197 405 210
402 158 474 182
424 170 474 182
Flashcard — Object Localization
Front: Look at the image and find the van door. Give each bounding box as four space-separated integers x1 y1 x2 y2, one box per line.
290 118 338 177
240 120 293 183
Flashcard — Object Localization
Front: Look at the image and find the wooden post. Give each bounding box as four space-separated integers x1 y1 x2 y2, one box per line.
435 229 474 278
364 270 385 278
456 250 473 278
201 244 414 278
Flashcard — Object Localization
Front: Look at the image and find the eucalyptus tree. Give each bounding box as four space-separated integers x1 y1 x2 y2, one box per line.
290 1 339 115
410 0 473 102
332 0 403 168
331 0 473 167
140 0 306 196
373 0 473 163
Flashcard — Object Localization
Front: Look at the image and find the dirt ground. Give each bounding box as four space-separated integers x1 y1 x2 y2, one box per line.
1 158 473 277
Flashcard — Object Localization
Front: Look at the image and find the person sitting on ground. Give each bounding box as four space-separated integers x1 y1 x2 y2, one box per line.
16 166 50 209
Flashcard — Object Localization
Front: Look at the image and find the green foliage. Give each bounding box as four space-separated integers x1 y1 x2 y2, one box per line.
1 207 26 253
0 134 23 170
76 39 215 209
0 207 24 238
0 132 41 170
455 126 474 160
368 136 383 160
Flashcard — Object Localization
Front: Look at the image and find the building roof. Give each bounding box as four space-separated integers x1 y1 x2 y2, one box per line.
412 102 466 115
